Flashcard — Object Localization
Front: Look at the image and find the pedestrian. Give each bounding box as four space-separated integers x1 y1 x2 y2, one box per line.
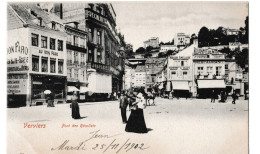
211 90 216 103
232 92 237 104
119 90 128 124
46 92 54 107
113 92 117 100
71 91 81 119
125 89 148 133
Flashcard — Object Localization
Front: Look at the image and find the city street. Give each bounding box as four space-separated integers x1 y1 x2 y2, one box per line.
7 97 248 154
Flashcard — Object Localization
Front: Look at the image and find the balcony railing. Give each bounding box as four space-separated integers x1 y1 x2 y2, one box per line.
85 8 107 23
91 62 110 73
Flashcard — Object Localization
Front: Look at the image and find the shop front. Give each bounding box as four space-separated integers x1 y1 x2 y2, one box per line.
31 74 66 105
172 81 191 98
196 79 226 98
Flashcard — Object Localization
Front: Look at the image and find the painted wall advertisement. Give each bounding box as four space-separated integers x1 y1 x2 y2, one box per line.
7 74 28 95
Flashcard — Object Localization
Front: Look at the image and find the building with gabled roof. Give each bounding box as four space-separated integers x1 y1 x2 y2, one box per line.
7 3 67 107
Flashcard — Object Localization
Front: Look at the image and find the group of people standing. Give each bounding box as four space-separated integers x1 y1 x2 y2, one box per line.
211 90 238 104
120 89 148 134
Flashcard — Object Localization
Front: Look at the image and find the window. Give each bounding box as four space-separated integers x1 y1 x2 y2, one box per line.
74 69 78 79
52 22 56 29
97 31 101 45
89 28 94 42
67 35 72 44
216 66 222 76
58 60 63 74
67 69 72 78
197 67 204 75
50 38 55 50
37 18 42 26
31 33 39 46
41 36 47 48
88 50 94 62
32 56 39 72
50 58 56 73
181 61 184 66
42 57 48 72
81 53 85 65
82 70 85 81
74 36 78 46
171 71 176 75
183 71 187 75
207 66 213 74
74 51 78 64
225 64 228 69
58 40 63 51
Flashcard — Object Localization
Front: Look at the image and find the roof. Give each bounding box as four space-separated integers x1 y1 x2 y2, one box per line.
174 44 195 57
8 3 65 32
135 65 146 72
145 57 166 64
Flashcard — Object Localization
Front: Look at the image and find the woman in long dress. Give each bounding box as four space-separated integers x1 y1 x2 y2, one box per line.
71 91 80 119
125 90 148 133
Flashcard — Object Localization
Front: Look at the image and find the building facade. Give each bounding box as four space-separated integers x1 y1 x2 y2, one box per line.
167 44 195 97
7 4 67 107
134 65 146 88
159 45 177 53
61 3 124 100
175 33 190 46
145 58 165 89
193 47 226 98
143 37 159 48
64 23 88 101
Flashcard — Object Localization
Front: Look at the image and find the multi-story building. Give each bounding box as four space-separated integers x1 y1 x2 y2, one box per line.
229 42 249 51
167 44 195 97
193 47 226 98
145 58 166 89
143 37 159 48
7 3 67 107
134 65 146 88
124 64 136 90
61 3 124 100
175 33 190 46
64 22 88 101
159 44 177 53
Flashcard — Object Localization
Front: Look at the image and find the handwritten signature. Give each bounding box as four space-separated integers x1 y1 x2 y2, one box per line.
51 130 150 153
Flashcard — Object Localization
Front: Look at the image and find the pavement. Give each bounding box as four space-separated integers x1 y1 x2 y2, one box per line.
6 97 248 154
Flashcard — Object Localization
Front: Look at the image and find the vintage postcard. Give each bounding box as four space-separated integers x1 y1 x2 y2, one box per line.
6 1 249 154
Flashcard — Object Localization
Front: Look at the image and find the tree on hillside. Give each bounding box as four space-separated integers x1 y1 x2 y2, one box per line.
146 46 153 52
235 48 248 69
198 26 210 47
135 47 146 54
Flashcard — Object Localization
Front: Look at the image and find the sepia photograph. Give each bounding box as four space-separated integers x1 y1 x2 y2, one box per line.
5 1 250 154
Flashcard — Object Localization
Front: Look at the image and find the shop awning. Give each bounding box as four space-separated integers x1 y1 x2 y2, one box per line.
172 81 189 90
197 80 226 89
68 86 79 92
80 87 89 93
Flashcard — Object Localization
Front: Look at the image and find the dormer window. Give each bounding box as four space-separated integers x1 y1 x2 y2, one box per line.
89 4 94 10
52 22 56 30
37 17 42 26
74 23 78 29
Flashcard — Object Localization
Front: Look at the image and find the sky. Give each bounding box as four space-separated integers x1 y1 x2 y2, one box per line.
112 1 248 51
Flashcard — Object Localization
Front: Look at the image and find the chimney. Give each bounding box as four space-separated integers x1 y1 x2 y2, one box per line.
60 3 63 19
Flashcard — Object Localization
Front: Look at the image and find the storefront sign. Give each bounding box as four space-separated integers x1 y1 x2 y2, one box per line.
7 41 28 55
7 41 29 72
170 56 190 60
7 74 28 94
39 50 58 56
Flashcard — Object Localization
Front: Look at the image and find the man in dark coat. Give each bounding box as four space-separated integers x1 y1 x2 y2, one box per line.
211 90 216 103
232 91 237 104
119 90 128 124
